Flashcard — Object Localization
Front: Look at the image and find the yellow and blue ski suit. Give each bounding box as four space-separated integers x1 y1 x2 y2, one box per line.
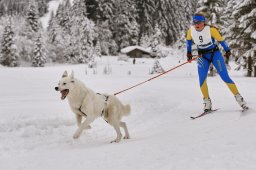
186 25 239 99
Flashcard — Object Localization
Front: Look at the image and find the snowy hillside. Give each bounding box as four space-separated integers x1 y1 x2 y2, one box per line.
0 52 256 170
40 0 65 30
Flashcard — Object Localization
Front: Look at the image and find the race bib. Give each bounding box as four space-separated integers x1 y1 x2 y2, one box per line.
191 26 213 49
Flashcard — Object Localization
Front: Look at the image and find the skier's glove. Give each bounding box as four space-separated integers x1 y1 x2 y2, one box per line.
224 50 231 59
187 52 193 62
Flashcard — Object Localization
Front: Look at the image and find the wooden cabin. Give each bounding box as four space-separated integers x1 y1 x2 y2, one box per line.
120 46 151 58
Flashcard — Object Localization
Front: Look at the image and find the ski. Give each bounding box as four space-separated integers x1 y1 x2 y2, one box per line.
190 109 219 120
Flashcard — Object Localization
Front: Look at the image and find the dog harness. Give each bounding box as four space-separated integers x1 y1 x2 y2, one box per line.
78 93 109 123
97 93 109 123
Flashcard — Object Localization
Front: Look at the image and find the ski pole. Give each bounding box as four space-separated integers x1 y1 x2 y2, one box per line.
114 56 198 96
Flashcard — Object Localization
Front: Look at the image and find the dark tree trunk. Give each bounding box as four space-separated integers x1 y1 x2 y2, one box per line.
254 65 256 77
247 56 252 77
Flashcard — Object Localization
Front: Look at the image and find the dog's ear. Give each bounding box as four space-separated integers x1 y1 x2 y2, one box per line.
70 70 74 79
62 70 68 78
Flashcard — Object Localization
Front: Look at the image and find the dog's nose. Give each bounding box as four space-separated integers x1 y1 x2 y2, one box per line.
55 87 59 91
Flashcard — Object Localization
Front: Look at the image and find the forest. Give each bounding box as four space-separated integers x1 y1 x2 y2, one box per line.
0 0 255 76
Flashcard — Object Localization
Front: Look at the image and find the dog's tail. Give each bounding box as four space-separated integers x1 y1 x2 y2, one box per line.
123 104 131 116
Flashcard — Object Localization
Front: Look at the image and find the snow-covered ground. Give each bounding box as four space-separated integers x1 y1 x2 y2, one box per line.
0 52 256 170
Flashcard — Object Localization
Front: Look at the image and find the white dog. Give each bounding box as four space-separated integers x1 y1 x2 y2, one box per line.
55 71 131 143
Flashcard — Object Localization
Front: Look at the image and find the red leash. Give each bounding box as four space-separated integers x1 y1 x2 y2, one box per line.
114 57 197 95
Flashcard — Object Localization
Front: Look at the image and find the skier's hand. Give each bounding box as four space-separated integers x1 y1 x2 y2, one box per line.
224 50 231 64
224 50 231 59
187 52 193 62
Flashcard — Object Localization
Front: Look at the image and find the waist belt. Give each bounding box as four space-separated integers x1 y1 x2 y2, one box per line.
198 45 219 63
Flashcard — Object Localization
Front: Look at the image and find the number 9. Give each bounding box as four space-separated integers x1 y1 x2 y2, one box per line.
199 36 203 43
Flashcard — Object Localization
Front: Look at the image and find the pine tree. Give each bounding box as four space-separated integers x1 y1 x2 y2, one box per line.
150 24 161 57
197 0 226 28
0 3 5 17
78 18 95 63
26 0 40 32
47 12 59 44
69 0 96 63
97 21 113 55
112 0 138 50
62 0 72 34
129 19 139 46
150 59 165 74
37 0 48 17
32 34 46 67
154 0 195 46
0 19 19 67
135 0 155 45
229 0 256 76
95 40 102 57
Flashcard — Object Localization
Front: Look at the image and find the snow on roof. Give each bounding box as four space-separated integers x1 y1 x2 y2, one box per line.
121 46 151 54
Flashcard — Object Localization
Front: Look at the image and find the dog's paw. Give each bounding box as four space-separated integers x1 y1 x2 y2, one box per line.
73 130 82 139
123 135 130 139
73 134 80 139
110 138 121 143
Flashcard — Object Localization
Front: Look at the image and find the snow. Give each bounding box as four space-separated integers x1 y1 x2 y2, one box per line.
0 51 256 170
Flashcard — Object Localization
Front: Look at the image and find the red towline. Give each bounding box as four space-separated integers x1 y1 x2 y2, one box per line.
114 56 198 96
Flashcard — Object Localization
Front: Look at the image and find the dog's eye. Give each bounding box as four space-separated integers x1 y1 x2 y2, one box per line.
63 83 66 85
71 81 75 83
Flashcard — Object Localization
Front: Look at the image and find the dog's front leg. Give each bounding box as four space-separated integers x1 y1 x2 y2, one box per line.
73 109 91 129
76 114 82 127
73 116 95 139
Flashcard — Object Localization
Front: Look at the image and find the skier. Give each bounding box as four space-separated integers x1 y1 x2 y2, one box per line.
186 13 248 112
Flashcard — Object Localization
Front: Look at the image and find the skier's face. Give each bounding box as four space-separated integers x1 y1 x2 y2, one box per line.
194 22 205 31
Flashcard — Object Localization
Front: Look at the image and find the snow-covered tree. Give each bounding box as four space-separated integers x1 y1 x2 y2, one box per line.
226 0 256 76
197 0 226 28
154 0 195 45
0 0 48 17
95 40 102 57
0 19 19 67
69 0 95 62
78 18 95 63
97 21 114 55
0 3 6 17
135 0 155 45
32 34 46 67
47 11 60 44
129 19 139 46
46 10 69 63
26 0 40 33
150 59 165 74
37 0 48 17
111 0 138 50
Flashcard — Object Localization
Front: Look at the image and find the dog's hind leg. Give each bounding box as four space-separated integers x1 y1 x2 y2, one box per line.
73 117 95 139
110 122 122 143
120 121 130 139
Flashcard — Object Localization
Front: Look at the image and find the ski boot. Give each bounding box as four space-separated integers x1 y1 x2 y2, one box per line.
235 94 248 110
203 98 212 112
